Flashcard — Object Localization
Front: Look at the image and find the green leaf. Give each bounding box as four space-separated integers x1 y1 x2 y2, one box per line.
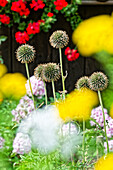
49 97 54 103
13 13 20 24
18 22 26 31
76 0 82 4
11 152 16 158
0 35 7 45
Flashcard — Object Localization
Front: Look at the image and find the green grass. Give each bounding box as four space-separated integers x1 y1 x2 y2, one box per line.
14 150 76 170
0 99 19 170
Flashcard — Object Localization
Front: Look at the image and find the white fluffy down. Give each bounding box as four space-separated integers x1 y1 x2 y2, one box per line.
60 122 83 160
18 105 62 154
17 105 83 158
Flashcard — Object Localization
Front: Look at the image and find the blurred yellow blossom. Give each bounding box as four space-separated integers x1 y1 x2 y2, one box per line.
72 14 113 56
0 64 8 78
0 91 3 104
95 153 113 170
109 103 113 119
0 73 27 100
56 88 99 121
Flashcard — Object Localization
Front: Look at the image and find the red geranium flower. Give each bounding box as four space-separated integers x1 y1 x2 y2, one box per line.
0 0 8 7
11 0 30 16
54 0 68 10
65 47 71 55
15 31 29 44
19 8 30 16
65 47 79 61
47 12 54 17
30 0 45 11
0 14 10 24
26 22 40 35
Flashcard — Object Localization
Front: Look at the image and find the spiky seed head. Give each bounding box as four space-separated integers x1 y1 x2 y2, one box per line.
42 63 60 82
76 76 90 89
89 72 108 91
49 30 69 48
16 44 35 63
34 64 46 81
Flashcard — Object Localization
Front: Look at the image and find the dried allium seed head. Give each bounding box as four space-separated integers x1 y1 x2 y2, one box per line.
76 76 90 89
16 44 35 63
34 64 46 80
89 72 108 91
49 30 69 48
42 63 60 82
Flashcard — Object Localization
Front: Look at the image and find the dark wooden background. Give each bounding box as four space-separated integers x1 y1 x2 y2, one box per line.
1 2 113 96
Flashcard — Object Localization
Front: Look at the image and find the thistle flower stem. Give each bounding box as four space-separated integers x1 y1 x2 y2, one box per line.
98 90 109 153
25 63 36 109
59 48 66 100
52 80 56 102
43 81 48 105
82 119 85 168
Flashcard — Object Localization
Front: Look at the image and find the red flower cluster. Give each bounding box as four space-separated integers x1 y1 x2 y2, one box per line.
0 14 10 24
30 0 45 11
65 47 79 61
0 0 8 7
11 0 30 16
54 0 68 10
15 19 45 43
26 22 40 35
15 31 29 44
47 12 54 17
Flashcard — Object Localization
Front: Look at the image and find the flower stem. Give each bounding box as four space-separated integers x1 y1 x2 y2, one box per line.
98 90 109 153
59 48 66 100
43 81 48 105
25 62 36 109
82 119 85 167
52 80 56 102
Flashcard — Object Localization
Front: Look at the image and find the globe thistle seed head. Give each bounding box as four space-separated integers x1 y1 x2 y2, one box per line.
89 72 108 91
49 30 69 48
34 64 46 81
42 63 60 82
16 44 35 63
76 76 90 89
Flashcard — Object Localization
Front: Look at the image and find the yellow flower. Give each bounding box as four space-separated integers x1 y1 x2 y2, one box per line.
109 103 113 119
95 153 113 170
56 88 99 121
0 64 8 78
72 14 113 56
0 73 27 100
0 91 3 104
